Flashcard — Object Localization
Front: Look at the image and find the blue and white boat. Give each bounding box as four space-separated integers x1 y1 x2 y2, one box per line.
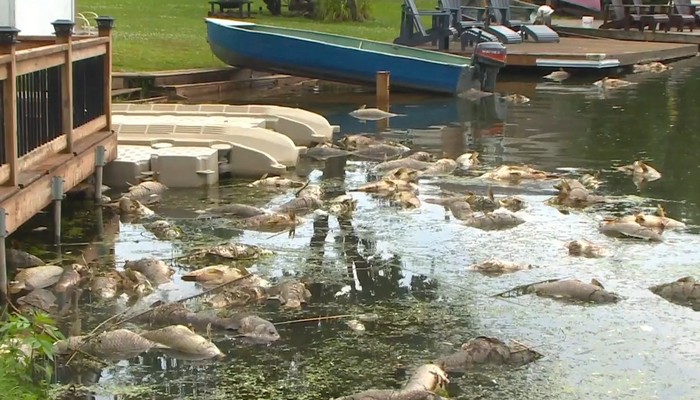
205 18 507 96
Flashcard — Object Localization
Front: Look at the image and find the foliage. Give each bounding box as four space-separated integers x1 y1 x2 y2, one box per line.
315 0 372 22
77 0 436 71
0 309 65 399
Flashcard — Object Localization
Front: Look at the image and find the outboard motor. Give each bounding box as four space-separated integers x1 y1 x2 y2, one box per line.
471 41 507 92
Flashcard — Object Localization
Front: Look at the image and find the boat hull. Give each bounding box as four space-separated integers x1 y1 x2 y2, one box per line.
205 19 483 95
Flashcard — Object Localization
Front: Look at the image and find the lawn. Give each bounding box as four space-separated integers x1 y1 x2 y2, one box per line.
78 0 437 72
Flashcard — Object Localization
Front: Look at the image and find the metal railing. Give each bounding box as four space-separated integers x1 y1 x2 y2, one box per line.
73 54 106 128
16 65 63 157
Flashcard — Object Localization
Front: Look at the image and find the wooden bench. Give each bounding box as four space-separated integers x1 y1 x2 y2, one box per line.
208 1 253 18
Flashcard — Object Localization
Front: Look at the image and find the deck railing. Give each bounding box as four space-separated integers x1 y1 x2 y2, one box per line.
0 17 114 187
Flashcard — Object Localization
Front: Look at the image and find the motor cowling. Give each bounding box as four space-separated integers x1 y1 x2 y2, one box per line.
471 41 507 92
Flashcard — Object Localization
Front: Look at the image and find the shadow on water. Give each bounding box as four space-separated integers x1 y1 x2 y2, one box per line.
8 56 700 399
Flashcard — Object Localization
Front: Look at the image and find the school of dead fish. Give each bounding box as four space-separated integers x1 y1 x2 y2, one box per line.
5 92 696 398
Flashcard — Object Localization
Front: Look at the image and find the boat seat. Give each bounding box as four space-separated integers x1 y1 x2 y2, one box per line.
520 24 560 43
484 25 523 44
459 27 499 49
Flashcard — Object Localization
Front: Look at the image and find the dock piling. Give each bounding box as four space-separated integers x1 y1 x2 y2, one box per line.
376 71 391 132
0 208 7 306
51 176 65 245
94 145 106 204
0 26 20 187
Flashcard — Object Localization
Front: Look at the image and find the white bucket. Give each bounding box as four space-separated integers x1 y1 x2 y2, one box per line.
582 16 594 28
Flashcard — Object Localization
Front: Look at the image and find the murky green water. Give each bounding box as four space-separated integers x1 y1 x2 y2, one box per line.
15 56 700 400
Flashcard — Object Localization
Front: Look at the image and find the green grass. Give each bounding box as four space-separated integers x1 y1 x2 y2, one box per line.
78 0 437 71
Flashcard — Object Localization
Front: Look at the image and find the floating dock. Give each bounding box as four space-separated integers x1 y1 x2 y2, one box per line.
423 36 697 69
554 18 700 46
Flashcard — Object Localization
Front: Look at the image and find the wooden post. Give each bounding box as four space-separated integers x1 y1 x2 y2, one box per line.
376 71 390 132
53 20 75 154
0 27 20 187
96 17 115 130
0 208 7 304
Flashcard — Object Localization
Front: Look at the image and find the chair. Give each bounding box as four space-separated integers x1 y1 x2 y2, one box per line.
600 0 669 32
438 0 488 33
394 0 453 50
631 0 671 32
485 0 559 43
668 0 696 31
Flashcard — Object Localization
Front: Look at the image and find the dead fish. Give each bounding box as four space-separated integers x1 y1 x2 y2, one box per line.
89 271 123 299
17 288 57 313
616 160 662 182
181 265 248 286
594 77 635 89
599 215 663 241
241 212 303 233
446 200 474 220
203 203 267 219
327 195 358 217
407 152 435 162
550 179 606 208
345 319 366 333
140 325 224 360
207 285 269 308
267 279 312 310
390 190 421 209
115 197 155 217
9 265 64 294
338 134 379 150
580 173 601 190
123 181 168 204
273 195 324 216
135 302 239 332
499 196 526 212
5 248 44 270
304 142 352 160
502 94 530 104
144 220 182 240
403 363 449 393
54 329 162 361
230 314 281 344
353 179 418 195
566 239 607 258
183 243 273 263
436 336 542 373
617 205 685 230
633 61 670 73
121 269 154 296
463 210 525 231
297 184 323 199
349 105 403 120
480 165 558 182
248 176 305 188
351 143 411 160
527 278 621 304
458 88 494 101
335 389 444 400
543 68 570 82
124 258 174 285
372 157 434 173
469 259 532 276
649 276 700 311
383 167 420 183
455 151 480 169
54 264 86 294
419 159 458 177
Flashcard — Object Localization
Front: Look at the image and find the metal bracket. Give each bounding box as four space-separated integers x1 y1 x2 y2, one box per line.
0 208 6 238
51 176 65 201
95 145 106 167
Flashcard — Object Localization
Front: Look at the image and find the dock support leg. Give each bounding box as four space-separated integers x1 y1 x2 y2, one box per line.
376 71 391 132
0 209 7 307
94 146 106 204
51 177 65 246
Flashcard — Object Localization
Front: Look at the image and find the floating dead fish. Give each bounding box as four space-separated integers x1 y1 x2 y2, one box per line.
241 212 303 233
550 179 606 208
327 195 358 217
9 265 64 294
297 183 323 199
419 159 458 177
566 239 607 258
349 105 403 121
54 329 163 361
124 258 174 285
89 271 123 299
445 200 474 220
463 210 525 231
339 134 380 150
345 319 366 333
54 264 86 294
140 325 224 360
183 243 273 263
248 176 306 188
273 195 324 216
580 173 601 189
230 314 281 344
5 248 44 270
113 197 155 217
335 363 448 400
599 216 663 241
594 77 635 89
382 167 420 183
351 143 411 161
267 279 312 310
137 302 241 332
207 285 269 308
480 165 559 182
122 269 154 297
543 68 570 82
123 181 168 204
372 157 434 173
469 258 532 276
633 61 670 73
436 336 543 373
390 191 421 209
616 160 661 182
17 288 57 313
458 88 493 101
649 276 700 311
353 179 418 195
304 142 352 160
617 205 685 230
455 151 480 169
144 220 182 240
203 203 267 219
181 265 248 286
502 94 530 104
502 278 621 304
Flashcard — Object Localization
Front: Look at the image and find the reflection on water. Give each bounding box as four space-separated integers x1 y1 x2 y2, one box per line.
13 57 700 399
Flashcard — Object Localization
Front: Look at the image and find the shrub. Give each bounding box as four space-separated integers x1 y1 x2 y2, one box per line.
315 0 372 22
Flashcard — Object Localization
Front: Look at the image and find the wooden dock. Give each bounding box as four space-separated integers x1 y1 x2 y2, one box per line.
421 36 698 69
554 18 700 46
0 19 117 262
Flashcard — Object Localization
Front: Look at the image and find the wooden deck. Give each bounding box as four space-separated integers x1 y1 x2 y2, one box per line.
554 17 700 46
421 36 698 69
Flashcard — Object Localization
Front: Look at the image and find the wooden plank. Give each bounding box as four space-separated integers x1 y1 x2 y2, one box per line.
74 115 108 143
16 51 65 76
0 64 6 80
0 131 117 235
71 37 110 50
0 164 7 186
57 35 74 153
17 135 67 176
72 43 106 62
0 185 18 203
1 43 18 187
556 26 700 46
14 43 68 62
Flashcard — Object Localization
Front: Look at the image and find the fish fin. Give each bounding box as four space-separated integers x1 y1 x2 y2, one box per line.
677 276 695 283
487 186 494 202
657 204 666 218
590 279 604 288
360 104 366 109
